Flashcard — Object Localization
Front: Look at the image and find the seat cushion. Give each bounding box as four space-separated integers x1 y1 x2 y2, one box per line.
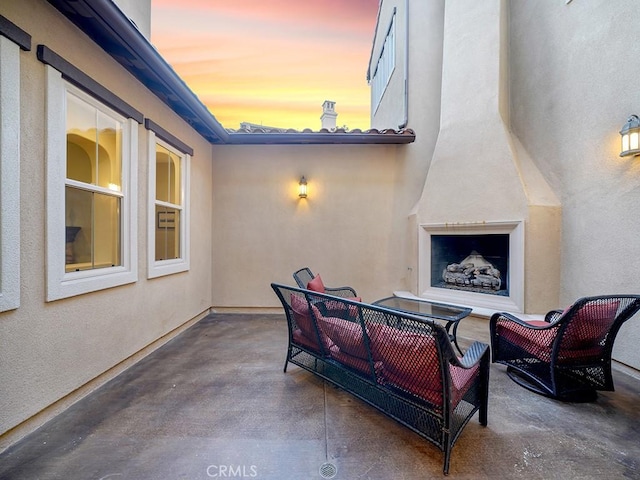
307 274 326 293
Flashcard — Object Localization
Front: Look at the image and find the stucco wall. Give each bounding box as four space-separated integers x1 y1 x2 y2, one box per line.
509 0 640 367
0 0 212 437
210 144 416 307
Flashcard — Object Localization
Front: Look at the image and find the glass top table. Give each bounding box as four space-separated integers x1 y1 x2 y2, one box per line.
372 296 472 354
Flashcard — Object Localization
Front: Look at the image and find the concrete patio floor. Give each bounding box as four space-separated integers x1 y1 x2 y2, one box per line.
1 312 639 479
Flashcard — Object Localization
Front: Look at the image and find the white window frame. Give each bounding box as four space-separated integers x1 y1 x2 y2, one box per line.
0 36 21 311
45 66 138 301
372 12 396 112
147 130 190 278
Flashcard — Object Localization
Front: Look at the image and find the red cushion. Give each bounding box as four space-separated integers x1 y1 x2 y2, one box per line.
290 294 332 351
368 324 443 401
312 305 369 360
496 320 557 361
369 324 437 374
369 324 477 406
329 347 383 377
292 328 320 351
290 293 315 338
307 274 326 293
323 297 361 320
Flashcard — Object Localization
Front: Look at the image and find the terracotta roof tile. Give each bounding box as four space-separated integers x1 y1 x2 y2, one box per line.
226 126 415 145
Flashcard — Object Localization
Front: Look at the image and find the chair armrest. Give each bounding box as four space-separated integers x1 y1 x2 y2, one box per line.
544 309 563 323
324 286 358 298
451 341 489 369
490 311 557 329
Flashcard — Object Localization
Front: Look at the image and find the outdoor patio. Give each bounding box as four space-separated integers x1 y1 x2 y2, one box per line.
1 312 639 479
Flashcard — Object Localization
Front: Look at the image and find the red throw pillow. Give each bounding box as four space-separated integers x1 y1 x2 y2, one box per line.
307 274 326 293
312 305 369 360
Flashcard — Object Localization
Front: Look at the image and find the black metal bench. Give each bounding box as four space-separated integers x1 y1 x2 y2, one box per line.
271 282 490 475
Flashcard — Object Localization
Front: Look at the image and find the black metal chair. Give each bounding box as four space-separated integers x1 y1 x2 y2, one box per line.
490 295 640 401
292 267 358 298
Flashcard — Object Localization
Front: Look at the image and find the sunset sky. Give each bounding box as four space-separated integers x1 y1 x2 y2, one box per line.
150 0 379 131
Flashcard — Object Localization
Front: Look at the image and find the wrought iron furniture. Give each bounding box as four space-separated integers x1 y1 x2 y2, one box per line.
373 296 472 355
490 295 640 402
271 282 490 475
292 267 358 298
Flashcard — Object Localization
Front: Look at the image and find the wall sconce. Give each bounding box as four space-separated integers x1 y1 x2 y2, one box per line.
620 114 640 157
298 176 308 198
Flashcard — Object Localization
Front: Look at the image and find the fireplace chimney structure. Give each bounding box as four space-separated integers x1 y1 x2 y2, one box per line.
413 0 561 314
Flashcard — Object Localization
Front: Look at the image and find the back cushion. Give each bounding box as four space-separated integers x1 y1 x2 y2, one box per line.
562 300 620 349
290 293 315 338
312 305 369 360
369 323 478 406
290 294 333 352
368 324 439 377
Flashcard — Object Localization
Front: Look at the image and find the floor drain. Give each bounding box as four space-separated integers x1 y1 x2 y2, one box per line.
319 462 337 479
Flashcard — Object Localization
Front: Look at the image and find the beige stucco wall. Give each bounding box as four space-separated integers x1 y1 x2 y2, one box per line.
210 144 415 307
0 0 212 439
509 0 640 368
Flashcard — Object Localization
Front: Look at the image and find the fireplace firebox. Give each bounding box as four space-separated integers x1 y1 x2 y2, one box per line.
431 234 509 296
419 221 524 313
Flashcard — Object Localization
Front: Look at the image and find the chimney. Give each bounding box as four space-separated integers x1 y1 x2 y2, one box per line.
321 100 338 130
412 0 561 314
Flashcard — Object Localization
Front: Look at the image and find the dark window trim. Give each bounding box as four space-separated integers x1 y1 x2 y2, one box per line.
37 45 143 124
0 15 31 51
145 119 194 156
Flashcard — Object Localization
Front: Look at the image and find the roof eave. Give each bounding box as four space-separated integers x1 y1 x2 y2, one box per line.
46 0 230 144
226 130 415 145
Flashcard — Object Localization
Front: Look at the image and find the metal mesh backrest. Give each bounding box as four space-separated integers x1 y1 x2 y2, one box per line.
293 268 314 289
557 297 628 352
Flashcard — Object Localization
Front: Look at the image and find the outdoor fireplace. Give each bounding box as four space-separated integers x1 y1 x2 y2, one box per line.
419 222 524 313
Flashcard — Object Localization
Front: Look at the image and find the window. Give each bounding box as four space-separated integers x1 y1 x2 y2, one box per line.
45 65 138 300
0 35 23 311
371 12 396 111
146 121 190 278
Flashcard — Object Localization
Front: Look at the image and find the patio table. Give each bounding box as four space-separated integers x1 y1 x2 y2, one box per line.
372 296 472 355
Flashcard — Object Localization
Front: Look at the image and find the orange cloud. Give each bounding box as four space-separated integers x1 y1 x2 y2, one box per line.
150 0 377 130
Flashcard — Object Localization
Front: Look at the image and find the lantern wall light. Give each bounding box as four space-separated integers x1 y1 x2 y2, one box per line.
620 114 640 157
298 176 308 198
